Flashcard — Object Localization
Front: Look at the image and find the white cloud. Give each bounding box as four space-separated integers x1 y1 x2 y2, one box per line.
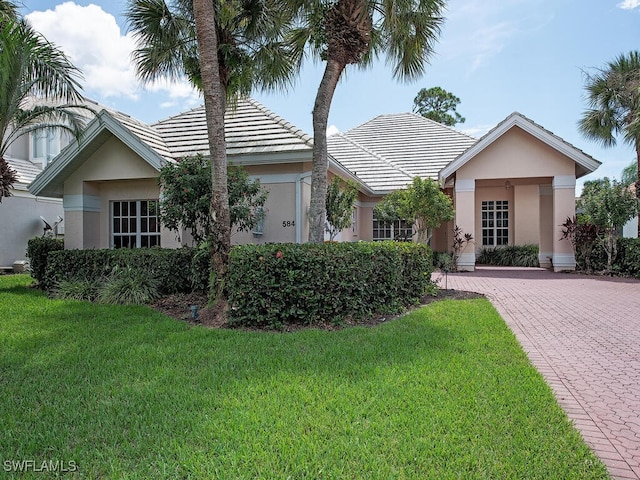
441 0 552 72
25 1 198 106
146 78 201 109
618 0 640 9
26 2 139 99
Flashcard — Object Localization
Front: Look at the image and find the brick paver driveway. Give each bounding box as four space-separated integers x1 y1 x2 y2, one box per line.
434 267 640 480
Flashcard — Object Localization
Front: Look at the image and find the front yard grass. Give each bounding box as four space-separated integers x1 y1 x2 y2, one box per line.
0 274 608 479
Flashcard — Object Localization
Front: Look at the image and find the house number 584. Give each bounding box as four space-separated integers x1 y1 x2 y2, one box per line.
282 220 295 228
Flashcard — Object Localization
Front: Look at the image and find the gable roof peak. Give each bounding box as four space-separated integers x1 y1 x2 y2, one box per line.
439 111 602 182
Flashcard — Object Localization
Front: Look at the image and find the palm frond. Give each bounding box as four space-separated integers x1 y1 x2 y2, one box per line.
579 51 640 152
0 16 87 159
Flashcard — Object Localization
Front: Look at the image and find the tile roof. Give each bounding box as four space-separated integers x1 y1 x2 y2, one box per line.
5 157 42 191
328 113 476 192
108 109 173 161
327 134 413 192
153 97 313 158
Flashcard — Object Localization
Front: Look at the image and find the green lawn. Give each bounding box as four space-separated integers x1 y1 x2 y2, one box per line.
0 274 608 479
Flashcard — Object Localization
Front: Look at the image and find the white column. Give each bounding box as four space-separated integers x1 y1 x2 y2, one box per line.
538 184 553 268
454 179 476 271
552 175 576 271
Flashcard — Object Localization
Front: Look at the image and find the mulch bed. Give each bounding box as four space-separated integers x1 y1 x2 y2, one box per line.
151 288 485 331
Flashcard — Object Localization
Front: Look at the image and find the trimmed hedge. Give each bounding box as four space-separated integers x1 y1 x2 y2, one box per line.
26 237 64 285
477 244 539 267
43 247 209 294
226 241 434 328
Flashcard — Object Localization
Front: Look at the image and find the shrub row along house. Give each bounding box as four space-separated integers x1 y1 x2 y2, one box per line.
27 98 601 272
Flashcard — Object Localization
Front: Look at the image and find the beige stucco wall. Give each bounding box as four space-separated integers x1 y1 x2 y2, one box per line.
514 184 539 245
456 127 575 181
65 137 159 193
233 181 298 245
62 137 172 249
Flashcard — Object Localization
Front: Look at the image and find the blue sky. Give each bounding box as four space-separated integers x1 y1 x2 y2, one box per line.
22 0 640 191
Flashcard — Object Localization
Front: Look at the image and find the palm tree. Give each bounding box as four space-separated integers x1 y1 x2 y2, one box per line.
0 8 88 203
126 0 300 103
288 0 447 242
579 51 640 236
0 0 17 19
190 0 229 317
126 0 300 315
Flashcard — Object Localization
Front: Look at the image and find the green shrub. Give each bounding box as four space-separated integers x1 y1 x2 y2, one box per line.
43 247 209 294
98 266 161 305
26 237 64 285
617 238 640 277
477 245 539 267
226 241 433 328
52 277 101 301
576 237 640 276
433 251 454 271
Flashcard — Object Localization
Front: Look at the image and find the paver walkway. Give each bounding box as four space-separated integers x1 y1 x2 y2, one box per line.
433 267 640 480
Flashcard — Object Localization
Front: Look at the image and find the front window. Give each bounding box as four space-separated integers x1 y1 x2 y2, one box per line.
482 200 509 246
373 216 413 241
111 200 161 248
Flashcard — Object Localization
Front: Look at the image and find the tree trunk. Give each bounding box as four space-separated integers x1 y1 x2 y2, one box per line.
309 58 345 243
192 0 231 317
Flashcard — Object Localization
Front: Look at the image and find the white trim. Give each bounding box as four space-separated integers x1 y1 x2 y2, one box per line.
296 171 313 243
35 196 63 205
440 113 601 182
455 179 475 193
249 173 302 184
230 151 311 165
539 184 553 196
538 252 553 267
552 175 576 189
456 252 476 271
359 201 380 208
63 194 101 212
552 253 576 271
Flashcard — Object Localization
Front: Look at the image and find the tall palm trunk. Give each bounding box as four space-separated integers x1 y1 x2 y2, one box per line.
308 0 371 243
309 58 345 243
192 0 231 314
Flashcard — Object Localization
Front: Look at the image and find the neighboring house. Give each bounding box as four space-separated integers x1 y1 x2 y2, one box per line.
623 217 638 238
0 129 66 270
623 184 638 238
29 98 601 272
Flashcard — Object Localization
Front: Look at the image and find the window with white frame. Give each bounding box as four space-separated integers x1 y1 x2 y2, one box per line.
31 129 60 165
481 200 509 246
111 200 161 248
373 215 413 241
